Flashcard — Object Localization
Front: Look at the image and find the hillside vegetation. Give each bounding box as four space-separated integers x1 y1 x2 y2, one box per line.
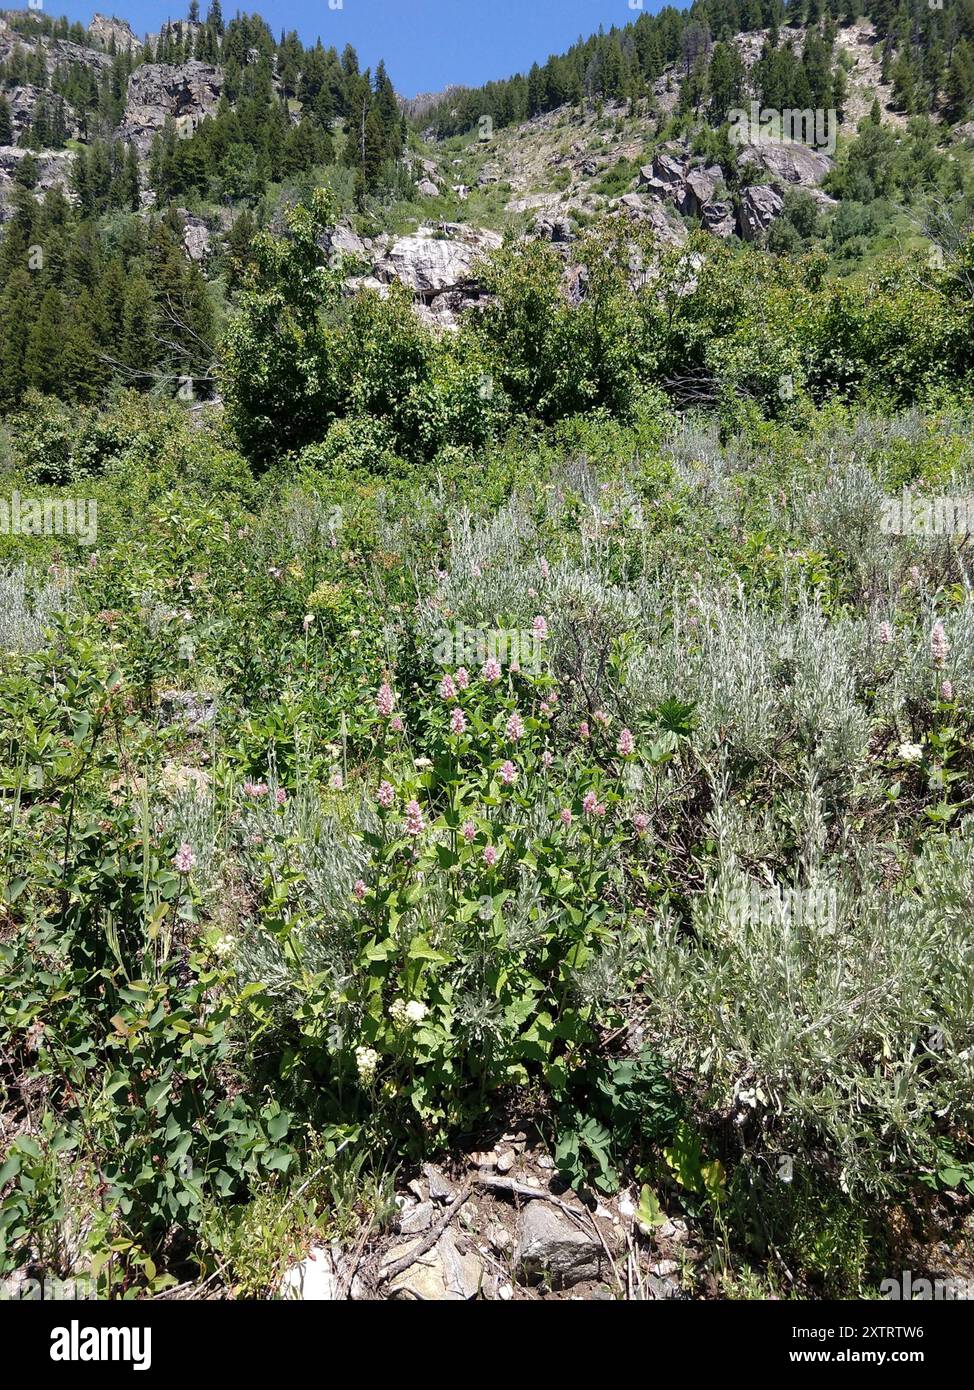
2 2 974 1302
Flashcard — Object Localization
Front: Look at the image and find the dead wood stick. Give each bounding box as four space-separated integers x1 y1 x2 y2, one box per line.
378 1185 472 1283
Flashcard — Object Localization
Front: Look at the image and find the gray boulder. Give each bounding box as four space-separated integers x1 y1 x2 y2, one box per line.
514 1203 614 1289
739 184 785 240
157 689 216 733
0 148 75 222
2 85 74 142
318 221 370 266
373 223 502 299
175 208 211 263
701 199 736 238
684 164 724 216
36 38 114 81
88 13 141 53
616 192 687 247
638 150 688 201
736 140 833 187
534 213 573 244
120 61 223 155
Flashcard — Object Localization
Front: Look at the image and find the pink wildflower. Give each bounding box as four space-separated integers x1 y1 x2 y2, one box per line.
941 679 954 701
243 780 269 799
482 657 502 684
173 843 196 874
579 721 590 741
376 683 395 717
483 845 498 868
439 673 457 701
499 760 517 786
275 787 288 806
633 811 649 835
617 728 635 756
353 879 367 901
389 714 404 733
456 667 470 689
404 800 425 836
541 750 553 768
931 621 950 667
539 558 550 580
506 712 525 742
329 772 344 791
532 615 549 640
450 707 467 736
377 780 395 810
582 791 598 816
461 821 476 842
560 808 573 826
877 620 893 645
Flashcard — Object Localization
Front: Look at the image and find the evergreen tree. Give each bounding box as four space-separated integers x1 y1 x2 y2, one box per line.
121 271 157 376
62 290 105 401
946 39 974 120
708 41 745 120
0 268 34 407
24 286 65 395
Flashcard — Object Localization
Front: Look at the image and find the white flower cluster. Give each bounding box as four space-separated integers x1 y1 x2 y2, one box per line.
355 1045 379 1084
390 998 428 1029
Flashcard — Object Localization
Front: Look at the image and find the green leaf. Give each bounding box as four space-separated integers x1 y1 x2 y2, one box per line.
407 936 450 964
636 1184 667 1233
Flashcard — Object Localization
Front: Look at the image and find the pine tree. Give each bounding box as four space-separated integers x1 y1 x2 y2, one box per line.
24 286 65 395
946 40 974 121
121 271 157 377
0 268 34 407
224 207 256 289
62 290 105 401
708 41 745 120
123 142 140 209
93 257 127 351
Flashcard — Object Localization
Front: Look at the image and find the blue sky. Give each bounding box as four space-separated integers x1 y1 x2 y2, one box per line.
45 1 662 96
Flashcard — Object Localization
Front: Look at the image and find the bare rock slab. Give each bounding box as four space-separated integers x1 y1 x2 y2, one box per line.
385 1229 484 1301
279 1247 341 1300
514 1203 612 1289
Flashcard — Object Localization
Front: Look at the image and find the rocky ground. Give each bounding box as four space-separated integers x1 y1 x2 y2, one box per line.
280 1140 698 1302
